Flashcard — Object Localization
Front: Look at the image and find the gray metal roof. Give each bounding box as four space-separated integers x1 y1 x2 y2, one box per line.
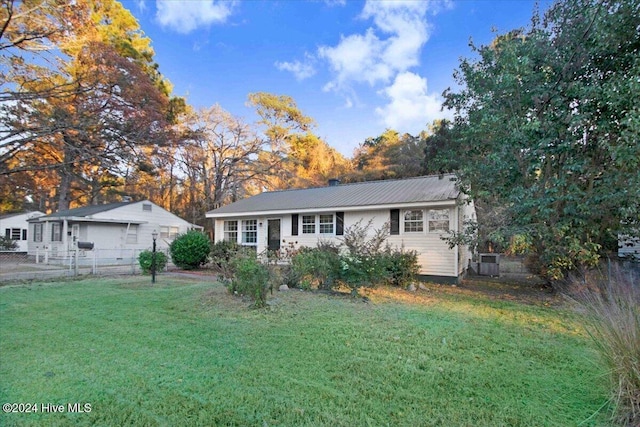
207 174 460 217
36 202 132 219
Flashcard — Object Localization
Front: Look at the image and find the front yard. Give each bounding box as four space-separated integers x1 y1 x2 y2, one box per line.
0 277 609 426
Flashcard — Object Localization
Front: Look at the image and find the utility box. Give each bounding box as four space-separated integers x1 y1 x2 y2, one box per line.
479 253 500 276
77 241 94 250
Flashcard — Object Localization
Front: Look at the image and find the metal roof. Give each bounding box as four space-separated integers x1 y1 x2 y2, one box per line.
36 202 132 219
207 174 460 217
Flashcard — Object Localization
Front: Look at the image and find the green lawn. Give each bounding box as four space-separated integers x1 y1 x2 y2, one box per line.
0 277 609 426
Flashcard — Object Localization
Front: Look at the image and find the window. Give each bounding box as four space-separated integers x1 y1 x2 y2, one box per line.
33 223 43 242
302 215 315 234
126 225 138 244
22 229 27 240
224 220 238 242
5 228 22 240
404 210 424 232
160 226 179 239
319 214 334 234
51 223 62 241
142 203 152 212
242 220 257 245
428 209 450 233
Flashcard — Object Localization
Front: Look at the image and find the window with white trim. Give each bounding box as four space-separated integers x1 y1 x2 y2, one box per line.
242 220 257 245
160 226 179 239
428 209 450 233
319 214 334 234
302 215 315 234
223 220 238 242
51 223 62 241
33 223 43 242
5 228 22 240
403 210 424 232
126 225 138 244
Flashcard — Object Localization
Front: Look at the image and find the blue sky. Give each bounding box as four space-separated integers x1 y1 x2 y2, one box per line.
126 0 550 157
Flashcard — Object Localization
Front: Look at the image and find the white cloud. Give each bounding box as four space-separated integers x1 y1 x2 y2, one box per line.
155 1 236 34
375 72 451 132
318 0 433 91
275 55 317 81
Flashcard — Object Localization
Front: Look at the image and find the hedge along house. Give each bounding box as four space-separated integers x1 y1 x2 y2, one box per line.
206 174 477 283
27 200 202 264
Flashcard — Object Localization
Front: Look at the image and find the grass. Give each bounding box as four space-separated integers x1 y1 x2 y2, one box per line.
0 276 609 426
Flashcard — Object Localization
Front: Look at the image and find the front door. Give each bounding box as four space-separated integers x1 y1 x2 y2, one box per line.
69 224 79 250
267 219 281 252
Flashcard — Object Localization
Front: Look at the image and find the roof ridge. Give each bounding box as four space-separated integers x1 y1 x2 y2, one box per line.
257 174 457 195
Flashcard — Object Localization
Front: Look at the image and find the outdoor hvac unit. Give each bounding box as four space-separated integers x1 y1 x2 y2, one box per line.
479 253 500 276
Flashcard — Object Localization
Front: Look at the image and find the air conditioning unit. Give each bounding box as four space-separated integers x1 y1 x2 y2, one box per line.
479 253 500 276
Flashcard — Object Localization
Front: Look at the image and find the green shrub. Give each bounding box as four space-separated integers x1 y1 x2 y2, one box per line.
577 267 640 425
339 253 389 295
138 250 168 274
338 219 392 295
228 254 270 308
0 236 18 251
169 230 211 270
383 249 420 288
291 246 342 290
211 240 242 271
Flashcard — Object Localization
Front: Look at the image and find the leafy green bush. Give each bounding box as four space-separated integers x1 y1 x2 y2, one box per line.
228 253 270 308
383 248 420 288
169 230 211 270
138 250 168 274
291 246 342 290
338 220 392 295
211 240 242 271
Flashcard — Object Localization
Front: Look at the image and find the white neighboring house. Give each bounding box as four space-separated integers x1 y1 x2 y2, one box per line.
27 200 201 262
1 211 45 251
206 174 477 283
619 234 640 260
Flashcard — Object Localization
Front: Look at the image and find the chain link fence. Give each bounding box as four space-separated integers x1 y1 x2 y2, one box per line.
0 248 172 282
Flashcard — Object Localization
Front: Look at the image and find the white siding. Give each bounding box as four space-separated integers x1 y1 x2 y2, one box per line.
619 234 640 259
0 212 44 251
27 201 197 258
214 204 460 277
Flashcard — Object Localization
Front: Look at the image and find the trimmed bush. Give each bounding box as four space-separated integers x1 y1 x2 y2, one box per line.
138 250 168 274
169 230 211 270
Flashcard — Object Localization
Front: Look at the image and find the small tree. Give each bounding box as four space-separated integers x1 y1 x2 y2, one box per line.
169 230 211 270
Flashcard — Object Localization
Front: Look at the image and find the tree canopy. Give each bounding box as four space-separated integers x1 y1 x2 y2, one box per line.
442 0 640 279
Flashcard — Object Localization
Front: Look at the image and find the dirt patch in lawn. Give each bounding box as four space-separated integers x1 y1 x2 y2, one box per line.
440 278 559 306
178 268 560 308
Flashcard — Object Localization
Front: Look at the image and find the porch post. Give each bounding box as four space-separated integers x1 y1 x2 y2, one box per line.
62 219 69 259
